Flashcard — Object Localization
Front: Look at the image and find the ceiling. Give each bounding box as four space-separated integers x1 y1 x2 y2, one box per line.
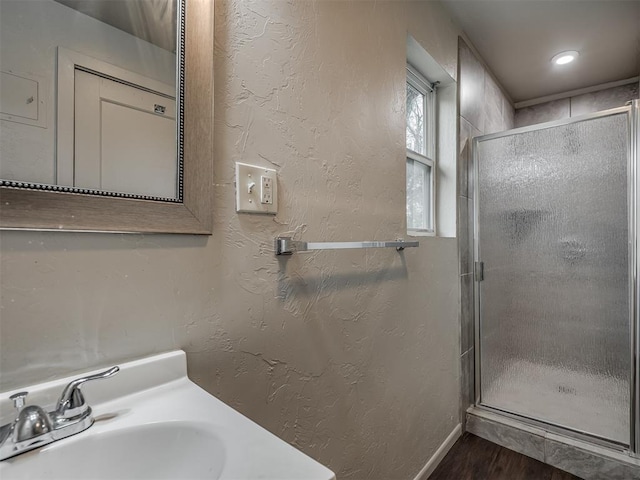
55 0 176 53
440 0 640 103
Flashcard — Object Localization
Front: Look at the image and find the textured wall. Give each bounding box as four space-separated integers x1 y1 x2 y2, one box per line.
0 1 461 478
456 37 514 427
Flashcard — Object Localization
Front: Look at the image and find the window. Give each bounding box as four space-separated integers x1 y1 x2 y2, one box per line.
406 65 435 234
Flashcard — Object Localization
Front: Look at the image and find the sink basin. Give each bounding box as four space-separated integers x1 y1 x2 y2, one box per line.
0 351 335 480
3 423 226 480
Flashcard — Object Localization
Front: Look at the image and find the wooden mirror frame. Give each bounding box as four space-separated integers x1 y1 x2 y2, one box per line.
0 0 213 235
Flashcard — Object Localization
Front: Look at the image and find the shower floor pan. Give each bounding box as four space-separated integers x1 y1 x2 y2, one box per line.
481 359 628 445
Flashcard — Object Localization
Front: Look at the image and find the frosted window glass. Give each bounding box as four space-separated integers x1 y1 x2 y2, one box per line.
477 113 630 444
407 158 431 230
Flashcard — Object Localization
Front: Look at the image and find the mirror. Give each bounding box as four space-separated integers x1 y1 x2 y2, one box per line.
0 0 213 234
0 0 182 201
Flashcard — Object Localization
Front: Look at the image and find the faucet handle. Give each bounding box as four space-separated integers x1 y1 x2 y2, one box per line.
9 392 28 412
55 366 119 420
7 391 53 444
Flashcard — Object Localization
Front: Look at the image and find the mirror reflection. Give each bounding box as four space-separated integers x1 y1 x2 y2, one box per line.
0 0 181 200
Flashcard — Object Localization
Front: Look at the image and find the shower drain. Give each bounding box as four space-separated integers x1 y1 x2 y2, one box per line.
558 385 577 395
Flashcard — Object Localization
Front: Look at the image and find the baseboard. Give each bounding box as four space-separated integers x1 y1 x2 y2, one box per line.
413 424 462 480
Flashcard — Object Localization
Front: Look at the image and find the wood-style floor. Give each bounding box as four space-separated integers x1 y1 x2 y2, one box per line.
429 433 582 480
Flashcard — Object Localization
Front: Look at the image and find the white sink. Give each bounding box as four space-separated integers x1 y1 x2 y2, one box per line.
0 351 335 480
4 423 226 480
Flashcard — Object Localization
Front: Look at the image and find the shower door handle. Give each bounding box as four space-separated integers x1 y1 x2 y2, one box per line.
475 261 484 282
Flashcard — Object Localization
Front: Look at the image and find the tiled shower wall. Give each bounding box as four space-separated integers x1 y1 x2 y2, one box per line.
515 80 639 128
457 37 515 426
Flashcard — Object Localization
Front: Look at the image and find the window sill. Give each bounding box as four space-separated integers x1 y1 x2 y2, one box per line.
407 230 436 237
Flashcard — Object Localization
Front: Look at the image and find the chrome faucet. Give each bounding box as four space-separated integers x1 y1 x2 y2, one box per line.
0 366 119 461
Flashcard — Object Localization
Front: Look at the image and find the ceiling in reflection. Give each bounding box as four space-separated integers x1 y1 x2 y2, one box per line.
54 0 176 52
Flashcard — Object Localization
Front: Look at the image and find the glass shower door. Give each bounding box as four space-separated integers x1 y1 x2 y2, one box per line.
475 109 631 445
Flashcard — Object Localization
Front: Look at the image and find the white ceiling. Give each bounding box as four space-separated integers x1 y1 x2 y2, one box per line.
440 0 640 103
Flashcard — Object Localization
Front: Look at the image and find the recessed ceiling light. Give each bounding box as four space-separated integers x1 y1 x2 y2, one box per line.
552 51 579 65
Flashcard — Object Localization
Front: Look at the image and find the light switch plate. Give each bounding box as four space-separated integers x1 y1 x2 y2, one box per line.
235 162 278 214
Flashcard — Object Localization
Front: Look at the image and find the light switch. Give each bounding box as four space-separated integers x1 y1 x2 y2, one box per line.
235 162 277 214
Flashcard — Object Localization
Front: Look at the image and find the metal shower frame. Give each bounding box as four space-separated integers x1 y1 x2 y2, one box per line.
471 99 640 456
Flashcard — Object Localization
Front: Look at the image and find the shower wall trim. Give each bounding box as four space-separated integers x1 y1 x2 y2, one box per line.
632 98 640 456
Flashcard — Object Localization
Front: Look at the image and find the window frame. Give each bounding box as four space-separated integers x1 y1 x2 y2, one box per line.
406 64 436 236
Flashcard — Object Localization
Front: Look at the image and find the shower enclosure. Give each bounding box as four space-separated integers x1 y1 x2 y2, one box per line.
473 100 640 452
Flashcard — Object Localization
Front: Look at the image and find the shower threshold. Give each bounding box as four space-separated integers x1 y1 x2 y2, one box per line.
466 406 640 480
